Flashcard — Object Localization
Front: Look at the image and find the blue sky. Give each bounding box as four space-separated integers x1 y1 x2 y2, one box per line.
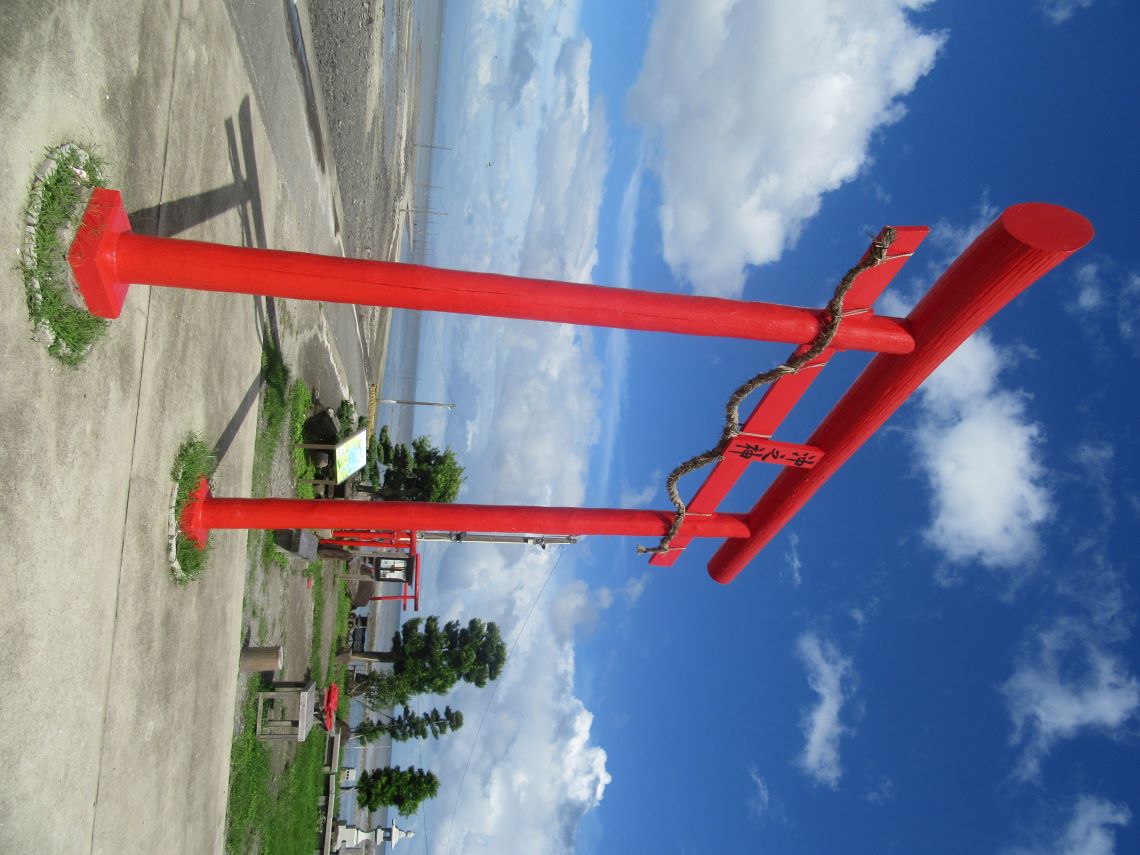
388 1 1140 852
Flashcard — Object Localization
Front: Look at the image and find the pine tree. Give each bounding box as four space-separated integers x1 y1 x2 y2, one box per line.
355 766 440 815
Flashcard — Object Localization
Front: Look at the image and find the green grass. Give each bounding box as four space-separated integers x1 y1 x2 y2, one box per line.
21 144 109 365
225 676 330 855
251 337 291 498
288 380 317 498
308 562 326 681
225 676 271 855
170 435 217 584
259 731 329 855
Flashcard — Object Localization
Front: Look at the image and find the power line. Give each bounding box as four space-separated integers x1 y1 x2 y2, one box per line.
427 315 457 407
441 547 569 855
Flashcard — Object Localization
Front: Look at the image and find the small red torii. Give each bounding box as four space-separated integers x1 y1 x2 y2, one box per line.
70 191 1092 584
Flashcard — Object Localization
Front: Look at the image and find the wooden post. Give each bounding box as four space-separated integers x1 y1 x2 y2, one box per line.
239 645 283 672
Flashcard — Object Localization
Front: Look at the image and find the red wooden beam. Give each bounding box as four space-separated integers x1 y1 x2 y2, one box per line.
707 203 1093 584
69 188 915 353
180 479 752 547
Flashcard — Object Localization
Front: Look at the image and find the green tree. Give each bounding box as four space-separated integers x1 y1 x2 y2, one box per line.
355 706 465 743
354 766 440 815
366 426 465 502
347 616 507 706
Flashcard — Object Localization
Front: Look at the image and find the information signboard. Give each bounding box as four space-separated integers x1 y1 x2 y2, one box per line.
334 429 368 484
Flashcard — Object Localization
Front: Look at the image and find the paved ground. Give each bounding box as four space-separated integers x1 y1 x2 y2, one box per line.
0 1 382 852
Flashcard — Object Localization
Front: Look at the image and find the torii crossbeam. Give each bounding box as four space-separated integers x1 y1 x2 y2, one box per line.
69 192 1092 583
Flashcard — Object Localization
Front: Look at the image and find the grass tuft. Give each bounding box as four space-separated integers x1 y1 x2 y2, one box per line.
252 337 290 497
288 380 317 498
170 435 217 584
21 144 109 365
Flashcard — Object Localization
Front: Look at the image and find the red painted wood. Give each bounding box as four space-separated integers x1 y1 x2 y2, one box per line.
190 496 753 539
707 203 1093 584
72 189 916 353
650 227 928 566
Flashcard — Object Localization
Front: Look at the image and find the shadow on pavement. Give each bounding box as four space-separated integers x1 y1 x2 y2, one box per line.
127 96 275 466
213 371 263 466
129 96 266 247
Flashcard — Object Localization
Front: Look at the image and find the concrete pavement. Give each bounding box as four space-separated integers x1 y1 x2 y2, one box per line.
0 1 353 852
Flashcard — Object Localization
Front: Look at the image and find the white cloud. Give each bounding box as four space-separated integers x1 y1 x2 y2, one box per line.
417 613 611 853
1006 795 1132 855
894 201 1053 576
622 573 651 605
1117 272 1140 355
747 766 771 817
1002 620 1140 782
628 0 944 296
795 632 855 788
404 0 615 850
549 579 610 641
594 148 643 502
1073 263 1106 312
914 331 1052 574
864 775 896 805
1041 0 1098 25
619 469 659 508
784 532 803 587
1064 263 1140 360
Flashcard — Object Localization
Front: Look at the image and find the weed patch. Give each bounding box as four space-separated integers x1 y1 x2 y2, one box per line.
21 144 109 365
252 337 290 497
288 380 317 497
169 435 217 584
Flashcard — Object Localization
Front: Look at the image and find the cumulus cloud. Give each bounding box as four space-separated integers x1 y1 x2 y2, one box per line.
417 605 612 853
795 632 855 788
914 331 1052 573
1041 0 1098 25
1002 620 1140 781
405 0 615 849
628 0 945 296
1006 795 1132 855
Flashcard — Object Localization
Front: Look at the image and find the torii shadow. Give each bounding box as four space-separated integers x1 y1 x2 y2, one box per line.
129 96 275 466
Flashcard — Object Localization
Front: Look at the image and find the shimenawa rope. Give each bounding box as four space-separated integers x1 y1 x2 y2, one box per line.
637 228 899 556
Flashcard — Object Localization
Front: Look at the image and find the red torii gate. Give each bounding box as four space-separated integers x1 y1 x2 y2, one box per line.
69 190 1093 583
323 529 421 610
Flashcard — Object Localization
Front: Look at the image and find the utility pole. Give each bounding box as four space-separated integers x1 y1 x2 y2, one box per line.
378 399 454 409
